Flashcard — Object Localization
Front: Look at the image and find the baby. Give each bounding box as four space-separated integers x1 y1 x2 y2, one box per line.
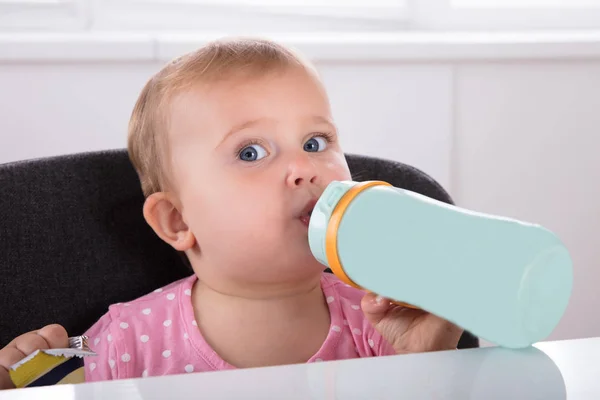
0 37 462 388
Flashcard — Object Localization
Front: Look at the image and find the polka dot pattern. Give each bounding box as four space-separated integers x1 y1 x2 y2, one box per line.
80 273 398 383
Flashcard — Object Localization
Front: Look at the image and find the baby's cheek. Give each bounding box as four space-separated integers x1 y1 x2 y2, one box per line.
323 154 352 181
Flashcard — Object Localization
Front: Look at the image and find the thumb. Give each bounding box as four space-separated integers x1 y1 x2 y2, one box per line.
360 292 393 327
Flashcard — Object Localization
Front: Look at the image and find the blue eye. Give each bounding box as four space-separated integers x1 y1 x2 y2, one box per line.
239 144 268 162
304 136 328 153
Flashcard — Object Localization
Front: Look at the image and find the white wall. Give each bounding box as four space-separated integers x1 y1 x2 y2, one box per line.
1 34 599 343
0 61 452 189
453 61 600 342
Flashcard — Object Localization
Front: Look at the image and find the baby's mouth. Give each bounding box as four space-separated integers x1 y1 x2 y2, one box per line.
298 200 317 227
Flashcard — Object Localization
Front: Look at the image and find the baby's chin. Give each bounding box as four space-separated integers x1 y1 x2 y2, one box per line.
210 235 326 284
250 255 326 285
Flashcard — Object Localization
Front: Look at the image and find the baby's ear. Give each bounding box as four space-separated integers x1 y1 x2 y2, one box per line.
142 192 195 251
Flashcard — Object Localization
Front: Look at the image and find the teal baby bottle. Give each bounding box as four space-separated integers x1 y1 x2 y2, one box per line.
308 181 573 348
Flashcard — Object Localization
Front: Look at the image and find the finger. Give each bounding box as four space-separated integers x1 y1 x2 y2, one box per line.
14 333 50 358
415 313 464 350
3 330 37 349
0 325 69 390
0 329 38 369
360 293 393 326
0 368 15 390
392 300 420 310
0 347 26 371
37 324 68 349
0 347 29 390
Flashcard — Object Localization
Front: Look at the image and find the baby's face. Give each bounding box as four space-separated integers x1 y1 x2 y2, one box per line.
167 67 352 289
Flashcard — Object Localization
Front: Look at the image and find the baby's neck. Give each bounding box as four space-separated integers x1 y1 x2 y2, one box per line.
191 274 331 368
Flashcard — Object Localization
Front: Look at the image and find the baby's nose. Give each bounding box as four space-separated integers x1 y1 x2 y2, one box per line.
286 155 319 188
291 175 316 186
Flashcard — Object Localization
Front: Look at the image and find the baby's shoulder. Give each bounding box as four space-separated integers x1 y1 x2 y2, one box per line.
84 274 196 346
320 272 366 304
83 275 197 381
107 275 195 319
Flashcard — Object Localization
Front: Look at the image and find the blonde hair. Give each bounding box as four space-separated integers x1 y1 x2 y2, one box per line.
127 37 316 197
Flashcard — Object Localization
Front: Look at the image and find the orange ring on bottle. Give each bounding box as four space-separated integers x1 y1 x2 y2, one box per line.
324 180 419 309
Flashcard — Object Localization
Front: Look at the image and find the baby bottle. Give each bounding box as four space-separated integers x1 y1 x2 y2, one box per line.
308 180 573 348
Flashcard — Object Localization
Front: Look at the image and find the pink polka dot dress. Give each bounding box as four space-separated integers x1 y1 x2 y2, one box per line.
83 273 395 381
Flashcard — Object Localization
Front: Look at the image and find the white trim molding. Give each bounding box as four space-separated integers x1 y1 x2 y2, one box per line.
88 0 408 32
2 0 600 32
1 31 600 63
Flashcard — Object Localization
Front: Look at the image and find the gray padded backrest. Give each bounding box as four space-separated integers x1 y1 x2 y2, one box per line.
0 150 477 348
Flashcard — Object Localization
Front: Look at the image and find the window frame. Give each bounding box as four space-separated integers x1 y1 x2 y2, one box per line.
2 0 600 32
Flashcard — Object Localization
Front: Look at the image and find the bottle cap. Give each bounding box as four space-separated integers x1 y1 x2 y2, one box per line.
309 180 391 288
308 181 357 268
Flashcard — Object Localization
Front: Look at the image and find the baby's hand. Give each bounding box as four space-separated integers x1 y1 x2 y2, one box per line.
0 324 68 390
361 293 463 354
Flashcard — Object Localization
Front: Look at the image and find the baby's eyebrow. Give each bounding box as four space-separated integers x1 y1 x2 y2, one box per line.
310 116 334 125
218 118 274 149
309 116 337 132
226 118 269 138
215 117 273 150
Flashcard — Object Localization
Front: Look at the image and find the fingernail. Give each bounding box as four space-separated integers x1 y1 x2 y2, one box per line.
375 295 384 305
